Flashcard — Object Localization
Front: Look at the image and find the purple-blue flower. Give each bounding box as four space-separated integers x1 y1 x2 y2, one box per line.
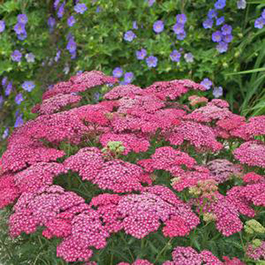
57 3 65 18
153 20 164 33
67 16 76 27
2 77 8 87
262 9 265 19
213 86 223 98
184 52 194 63
254 17 265 29
2 128 9 139
54 0 60 9
176 14 187 24
0 96 3 107
113 67 123 78
124 30 136 42
133 21 138 30
200 78 212 90
17 32 27 40
172 23 184 34
216 41 228 53
48 16 56 29
221 24 232 35
207 9 217 19
146 56 158 68
148 0 155 6
93 92 101 102
55 50 61 62
15 93 24 105
22 81 35 92
136 49 147 60
11 50 22 62
212 31 223 42
0 20 5 33
17 14 28 24
14 23 26 35
214 0 226 10
25 53 35 63
176 31 186 40
203 19 213 29
216 16 225 26
5 82 12 96
237 0 246 9
74 3 87 14
14 114 23 128
124 72 134 83
66 38 77 53
223 34 233 43
170 50 181 62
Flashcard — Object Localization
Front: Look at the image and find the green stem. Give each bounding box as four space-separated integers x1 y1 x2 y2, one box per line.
120 234 134 262
154 238 172 264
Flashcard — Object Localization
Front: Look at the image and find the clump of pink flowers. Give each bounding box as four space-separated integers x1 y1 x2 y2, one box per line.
0 70 264 264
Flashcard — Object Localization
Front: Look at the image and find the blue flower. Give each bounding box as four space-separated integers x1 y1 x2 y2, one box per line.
17 14 28 24
254 17 265 29
113 67 123 78
177 31 186 40
153 20 164 33
67 38 77 53
11 50 22 62
57 3 65 18
136 49 147 60
55 50 61 62
67 16 76 27
124 30 136 42
223 34 233 43
262 9 265 19
237 0 246 9
216 41 228 53
207 9 217 19
15 93 24 105
22 81 35 92
212 31 223 42
2 128 9 139
48 16 56 30
200 78 213 90
221 24 232 35
0 96 3 107
17 32 27 40
184 53 194 63
14 114 23 128
5 82 12 96
176 14 187 24
146 56 158 68
170 50 181 62
148 0 155 6
216 16 225 26
172 23 184 34
0 20 5 33
2 77 7 87
213 86 223 98
14 23 26 35
74 3 87 14
25 53 35 63
133 21 138 30
124 72 134 83
214 0 226 10
54 0 60 9
203 19 213 29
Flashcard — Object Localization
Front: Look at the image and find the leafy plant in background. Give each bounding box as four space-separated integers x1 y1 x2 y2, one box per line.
0 70 265 264
0 0 265 152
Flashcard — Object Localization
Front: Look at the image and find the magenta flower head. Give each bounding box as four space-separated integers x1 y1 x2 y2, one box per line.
14 23 26 35
176 14 187 24
15 93 24 105
17 14 28 24
124 30 136 42
170 50 181 62
200 78 212 90
67 16 76 27
146 56 158 68
74 3 87 14
11 50 22 62
22 81 35 92
0 20 5 33
136 48 147 60
113 67 123 78
172 23 184 34
153 20 164 33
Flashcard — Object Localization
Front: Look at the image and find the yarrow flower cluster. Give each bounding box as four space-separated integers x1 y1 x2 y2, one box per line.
1 71 264 264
